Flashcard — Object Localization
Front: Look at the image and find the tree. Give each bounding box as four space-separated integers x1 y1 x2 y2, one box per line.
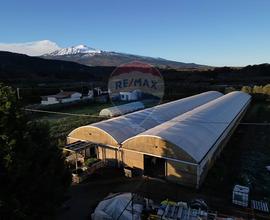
263 84 270 95
225 86 236 94
253 85 264 94
0 84 71 219
241 86 252 94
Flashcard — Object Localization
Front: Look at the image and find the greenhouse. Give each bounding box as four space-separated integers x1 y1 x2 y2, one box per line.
67 91 223 167
99 101 145 117
68 91 223 144
122 91 251 188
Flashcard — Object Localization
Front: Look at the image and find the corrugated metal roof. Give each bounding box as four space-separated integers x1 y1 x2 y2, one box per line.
80 91 223 143
129 91 251 162
99 101 145 117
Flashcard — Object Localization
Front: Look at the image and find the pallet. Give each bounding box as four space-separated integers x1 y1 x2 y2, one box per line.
159 204 209 220
251 200 269 213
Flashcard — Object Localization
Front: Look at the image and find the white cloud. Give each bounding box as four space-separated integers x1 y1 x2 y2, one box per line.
0 40 61 56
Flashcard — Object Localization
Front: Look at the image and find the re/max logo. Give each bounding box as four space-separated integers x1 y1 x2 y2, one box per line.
114 78 158 90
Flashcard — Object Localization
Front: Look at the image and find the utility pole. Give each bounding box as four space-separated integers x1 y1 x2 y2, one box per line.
16 88 20 100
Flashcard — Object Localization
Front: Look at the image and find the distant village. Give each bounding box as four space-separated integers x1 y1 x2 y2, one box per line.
40 88 143 106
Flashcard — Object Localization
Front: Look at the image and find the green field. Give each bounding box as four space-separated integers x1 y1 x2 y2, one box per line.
31 102 113 145
31 99 158 145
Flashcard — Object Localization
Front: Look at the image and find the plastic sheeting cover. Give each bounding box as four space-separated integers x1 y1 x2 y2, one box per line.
99 101 145 117
133 91 251 163
75 91 223 143
91 193 143 220
75 91 223 144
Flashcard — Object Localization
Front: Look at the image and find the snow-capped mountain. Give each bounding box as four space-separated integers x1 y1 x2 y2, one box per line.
0 40 208 68
43 44 207 69
48 44 101 56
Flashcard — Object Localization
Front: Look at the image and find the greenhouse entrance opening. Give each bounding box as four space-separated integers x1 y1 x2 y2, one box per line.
144 155 165 178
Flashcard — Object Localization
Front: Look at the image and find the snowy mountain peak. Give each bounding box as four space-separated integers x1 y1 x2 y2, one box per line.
47 44 101 56
74 44 87 49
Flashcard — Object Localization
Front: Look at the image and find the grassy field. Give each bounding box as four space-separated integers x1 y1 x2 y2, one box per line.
30 99 158 145
30 102 113 144
61 103 112 115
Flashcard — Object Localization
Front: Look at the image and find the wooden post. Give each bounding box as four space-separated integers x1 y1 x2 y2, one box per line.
131 193 134 220
75 152 78 171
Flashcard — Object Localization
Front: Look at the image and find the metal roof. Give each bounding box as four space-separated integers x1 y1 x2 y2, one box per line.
64 140 94 152
126 91 251 163
72 91 223 144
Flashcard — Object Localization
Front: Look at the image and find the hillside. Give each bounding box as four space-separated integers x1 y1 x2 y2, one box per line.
0 51 113 84
0 51 269 103
1 51 270 86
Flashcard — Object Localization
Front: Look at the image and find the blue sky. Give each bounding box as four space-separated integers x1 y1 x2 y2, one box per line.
0 0 269 66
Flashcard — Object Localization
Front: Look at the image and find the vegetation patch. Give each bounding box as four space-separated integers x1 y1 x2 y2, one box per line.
203 100 270 199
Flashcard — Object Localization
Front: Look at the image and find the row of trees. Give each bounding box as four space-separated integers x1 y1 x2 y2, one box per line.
241 84 270 95
0 84 71 219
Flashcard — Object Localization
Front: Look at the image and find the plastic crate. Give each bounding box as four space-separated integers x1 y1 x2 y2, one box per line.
232 185 249 207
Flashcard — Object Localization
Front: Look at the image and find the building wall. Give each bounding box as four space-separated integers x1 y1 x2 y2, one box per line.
68 127 121 167
61 93 82 103
166 160 197 188
97 146 119 166
121 136 199 187
41 97 59 105
41 93 82 105
122 136 196 163
120 92 138 101
61 97 80 103
71 92 82 98
67 126 118 147
121 150 144 170
197 100 251 187
121 148 198 187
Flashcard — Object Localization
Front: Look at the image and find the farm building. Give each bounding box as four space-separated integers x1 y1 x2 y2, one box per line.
67 91 222 166
122 91 251 188
41 91 81 105
120 90 142 101
99 101 145 117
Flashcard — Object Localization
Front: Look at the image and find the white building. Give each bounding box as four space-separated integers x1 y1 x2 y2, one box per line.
120 90 142 101
82 90 94 100
41 91 82 105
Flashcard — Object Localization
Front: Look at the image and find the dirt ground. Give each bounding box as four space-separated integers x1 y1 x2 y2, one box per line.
57 167 269 220
57 168 142 220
